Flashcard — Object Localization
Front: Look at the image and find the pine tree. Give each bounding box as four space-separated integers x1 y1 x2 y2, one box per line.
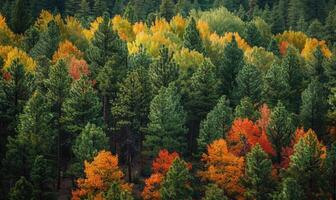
45 59 71 189
65 0 80 16
175 0 192 17
324 6 336 45
183 18 205 53
323 54 336 91
159 0 176 21
234 64 263 104
149 47 179 95
310 47 328 84
30 20 61 59
10 0 32 34
111 68 151 181
267 102 295 163
104 182 134 200
285 130 324 199
324 143 336 200
8 177 33 200
197 95 233 155
62 75 102 137
234 97 260 121
22 26 40 52
93 0 107 17
277 178 304 200
246 22 263 47
71 123 109 176
218 36 245 97
300 79 327 138
160 158 193 200
288 0 304 30
308 19 324 39
144 84 188 158
203 184 228 200
263 63 290 108
76 0 91 21
30 155 55 200
243 145 275 200
267 38 280 56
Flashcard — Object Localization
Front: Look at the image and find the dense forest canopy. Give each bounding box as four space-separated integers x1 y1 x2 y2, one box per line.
0 0 336 199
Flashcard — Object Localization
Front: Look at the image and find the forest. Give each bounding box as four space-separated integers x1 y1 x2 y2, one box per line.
0 0 336 199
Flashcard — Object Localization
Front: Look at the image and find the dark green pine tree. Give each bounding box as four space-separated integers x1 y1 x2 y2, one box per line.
243 145 275 200
65 0 80 16
30 21 61 60
144 84 187 158
285 130 324 200
324 6 336 46
62 75 102 137
203 184 228 200
93 0 108 17
310 47 328 84
270 1 286 33
324 143 336 200
218 35 245 97
160 158 193 200
9 0 32 34
30 155 55 200
308 19 324 39
323 54 336 91
304 0 327 22
76 0 91 23
245 22 264 47
159 0 176 21
267 102 295 163
112 68 151 181
70 123 109 177
267 38 280 56
183 18 205 53
234 64 263 104
175 0 192 17
44 59 71 189
281 47 304 113
104 182 134 200
197 95 233 155
288 0 304 30
149 46 179 95
234 97 260 121
186 59 220 153
8 177 33 200
300 78 327 138
263 63 290 108
276 178 304 200
22 26 40 52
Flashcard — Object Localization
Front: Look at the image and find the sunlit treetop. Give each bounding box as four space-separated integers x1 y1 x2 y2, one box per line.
0 45 36 72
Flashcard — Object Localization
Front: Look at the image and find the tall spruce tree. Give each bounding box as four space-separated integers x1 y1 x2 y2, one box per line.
267 102 295 163
203 184 228 200
160 158 193 200
10 0 32 34
263 63 290 108
234 97 260 121
285 130 324 199
300 79 327 138
324 6 336 45
159 0 176 21
144 84 188 158
243 145 275 200
197 95 233 155
149 46 179 95
276 178 304 200
324 143 336 200
8 177 33 200
183 18 205 53
234 64 263 104
65 0 80 16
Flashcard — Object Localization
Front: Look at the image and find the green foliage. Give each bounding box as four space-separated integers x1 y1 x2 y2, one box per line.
300 79 327 138
234 97 260 121
197 95 233 154
267 102 295 163
9 177 33 200
62 76 102 136
104 182 134 200
9 0 32 34
159 0 176 21
93 0 108 17
276 178 304 200
324 6 336 45
203 184 228 200
183 18 205 53
149 47 179 95
160 158 193 200
144 84 187 157
324 143 336 200
243 145 275 200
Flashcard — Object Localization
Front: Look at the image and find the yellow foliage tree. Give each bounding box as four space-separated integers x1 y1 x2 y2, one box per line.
112 15 135 41
72 150 132 200
0 46 36 72
52 40 83 63
301 38 332 61
199 139 245 199
83 17 103 41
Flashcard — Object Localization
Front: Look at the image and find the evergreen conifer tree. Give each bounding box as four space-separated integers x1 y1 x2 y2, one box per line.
183 18 205 53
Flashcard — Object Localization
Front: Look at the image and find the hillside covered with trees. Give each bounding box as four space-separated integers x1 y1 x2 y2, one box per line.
0 0 336 199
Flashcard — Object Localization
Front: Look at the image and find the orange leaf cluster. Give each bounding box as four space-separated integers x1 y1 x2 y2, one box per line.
199 139 245 200
301 38 332 61
227 118 275 156
142 149 181 200
69 57 90 80
279 41 289 56
52 40 83 63
72 150 132 200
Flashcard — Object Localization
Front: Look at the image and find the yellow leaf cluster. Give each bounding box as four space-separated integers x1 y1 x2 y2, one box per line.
170 15 187 38
173 48 205 70
0 15 18 45
197 20 210 40
112 15 135 41
276 31 308 51
133 22 147 35
52 40 83 63
301 38 332 61
0 46 36 72
34 10 62 31
83 17 103 41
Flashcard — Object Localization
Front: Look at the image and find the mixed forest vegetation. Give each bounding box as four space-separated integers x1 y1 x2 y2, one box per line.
0 0 336 199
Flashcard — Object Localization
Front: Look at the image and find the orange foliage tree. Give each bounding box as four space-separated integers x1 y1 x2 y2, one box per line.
142 149 180 200
52 40 83 63
72 150 132 200
69 57 90 80
199 139 245 199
